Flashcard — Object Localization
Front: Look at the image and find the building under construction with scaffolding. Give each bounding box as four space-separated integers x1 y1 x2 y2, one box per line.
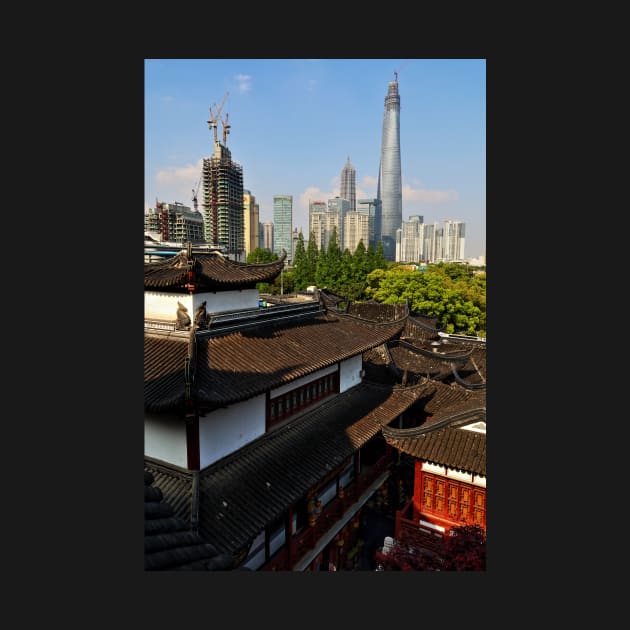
200 94 245 260
144 201 205 245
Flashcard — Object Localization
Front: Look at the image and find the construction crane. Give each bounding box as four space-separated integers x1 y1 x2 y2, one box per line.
207 92 229 144
192 177 201 213
221 112 231 145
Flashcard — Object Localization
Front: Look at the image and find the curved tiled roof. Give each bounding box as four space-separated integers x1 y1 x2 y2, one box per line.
144 250 286 291
144 311 407 412
194 380 431 555
381 413 486 476
144 470 234 570
405 313 442 332
422 380 485 420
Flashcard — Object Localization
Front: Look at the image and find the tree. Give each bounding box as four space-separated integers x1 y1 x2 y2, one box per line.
364 266 485 337
306 231 319 283
291 231 309 291
246 247 278 264
374 524 486 571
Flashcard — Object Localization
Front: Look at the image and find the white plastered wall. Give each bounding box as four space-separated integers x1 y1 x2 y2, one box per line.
145 289 260 320
144 412 188 468
199 394 266 468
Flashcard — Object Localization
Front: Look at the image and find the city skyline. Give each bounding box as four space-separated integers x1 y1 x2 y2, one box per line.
145 59 486 259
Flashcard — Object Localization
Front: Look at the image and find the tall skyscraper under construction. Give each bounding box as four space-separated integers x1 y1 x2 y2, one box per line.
201 98 244 259
376 73 402 261
340 156 356 212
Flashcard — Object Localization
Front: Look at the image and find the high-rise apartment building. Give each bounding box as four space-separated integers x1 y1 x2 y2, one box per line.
273 195 293 261
377 74 402 261
396 215 424 263
308 201 327 251
424 222 439 263
201 127 244 259
442 220 466 262
394 217 465 263
343 211 370 254
340 156 356 212
262 220 274 251
243 189 260 258
308 201 327 250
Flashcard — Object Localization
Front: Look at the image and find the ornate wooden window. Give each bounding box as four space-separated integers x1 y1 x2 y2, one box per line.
472 490 486 528
421 472 485 530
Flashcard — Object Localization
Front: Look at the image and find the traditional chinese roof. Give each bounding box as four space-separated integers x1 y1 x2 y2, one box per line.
360 336 486 389
144 249 286 292
146 379 432 557
381 374 486 475
421 380 485 421
381 415 486 476
145 310 407 413
144 470 234 570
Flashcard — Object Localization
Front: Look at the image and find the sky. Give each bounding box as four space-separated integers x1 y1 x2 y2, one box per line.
145 59 486 260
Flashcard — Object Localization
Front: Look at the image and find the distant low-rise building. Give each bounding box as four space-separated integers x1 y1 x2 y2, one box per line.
144 201 205 245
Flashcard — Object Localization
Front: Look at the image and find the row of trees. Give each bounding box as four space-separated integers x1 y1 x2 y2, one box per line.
246 228 486 337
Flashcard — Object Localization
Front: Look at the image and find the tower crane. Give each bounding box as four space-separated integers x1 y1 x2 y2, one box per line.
221 112 231 145
207 92 229 144
192 177 201 213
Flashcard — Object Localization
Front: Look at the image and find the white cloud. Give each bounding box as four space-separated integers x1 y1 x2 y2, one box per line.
361 175 378 189
235 74 252 92
298 186 337 210
152 159 205 206
402 184 459 204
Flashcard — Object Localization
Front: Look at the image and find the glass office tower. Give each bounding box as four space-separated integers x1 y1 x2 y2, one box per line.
376 74 402 261
273 195 293 261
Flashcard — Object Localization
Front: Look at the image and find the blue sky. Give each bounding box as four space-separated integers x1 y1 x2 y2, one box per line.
145 59 486 259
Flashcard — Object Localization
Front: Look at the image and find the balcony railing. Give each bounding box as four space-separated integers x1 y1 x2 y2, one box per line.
394 499 445 555
260 454 391 571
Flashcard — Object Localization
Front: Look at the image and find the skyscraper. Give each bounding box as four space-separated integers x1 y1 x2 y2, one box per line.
243 189 259 258
377 73 402 261
327 197 349 251
273 195 293 261
308 200 327 251
442 220 466 262
340 156 356 212
262 220 274 251
201 126 244 259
